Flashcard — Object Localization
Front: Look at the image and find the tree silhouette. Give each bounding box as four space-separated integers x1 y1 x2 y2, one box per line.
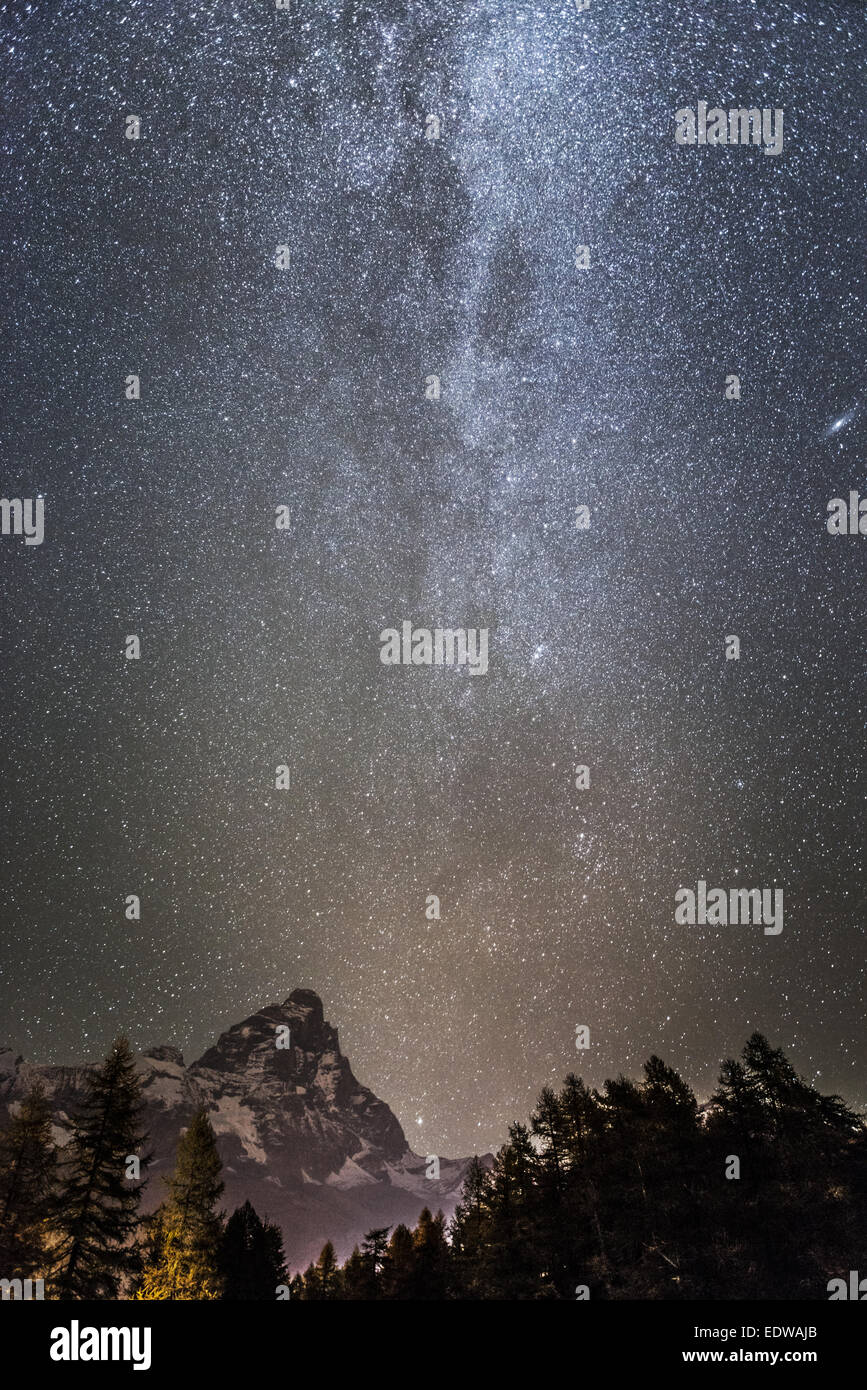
52 1038 147 1300
0 1081 57 1279
220 1200 287 1299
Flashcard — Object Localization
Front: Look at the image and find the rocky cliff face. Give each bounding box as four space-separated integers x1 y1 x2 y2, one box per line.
0 989 482 1271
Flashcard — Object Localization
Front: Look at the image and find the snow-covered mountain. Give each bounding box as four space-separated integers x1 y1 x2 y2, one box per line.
0 989 485 1270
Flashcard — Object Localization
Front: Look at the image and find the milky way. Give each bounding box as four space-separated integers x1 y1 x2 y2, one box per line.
1 0 865 1155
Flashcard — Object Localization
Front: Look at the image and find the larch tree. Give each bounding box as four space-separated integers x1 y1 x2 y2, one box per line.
136 1105 224 1300
52 1038 147 1300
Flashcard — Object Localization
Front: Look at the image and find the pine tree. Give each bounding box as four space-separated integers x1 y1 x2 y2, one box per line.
483 1140 540 1297
340 1243 368 1299
220 1200 287 1300
710 1057 763 1145
454 1155 489 1234
531 1086 568 1194
410 1207 449 1299
136 1105 223 1300
314 1239 341 1299
449 1155 491 1297
262 1214 288 1296
383 1223 415 1298
642 1056 697 1129
504 1121 538 1199
351 1226 389 1299
0 1082 57 1279
52 1037 147 1300
559 1076 601 1167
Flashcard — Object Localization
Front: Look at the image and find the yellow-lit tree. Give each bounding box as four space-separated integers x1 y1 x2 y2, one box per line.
136 1106 224 1300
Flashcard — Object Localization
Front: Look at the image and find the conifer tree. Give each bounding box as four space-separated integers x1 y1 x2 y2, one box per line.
314 1239 341 1299
559 1077 601 1167
262 1212 288 1295
340 1243 368 1299
483 1140 540 1297
346 1226 389 1299
642 1056 697 1128
136 1105 223 1300
220 1200 287 1300
0 1082 57 1278
410 1207 449 1299
531 1086 568 1194
505 1120 538 1199
710 1057 762 1145
449 1155 491 1297
52 1038 147 1300
383 1223 415 1298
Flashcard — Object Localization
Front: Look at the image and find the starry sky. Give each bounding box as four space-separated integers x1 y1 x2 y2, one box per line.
1 0 865 1157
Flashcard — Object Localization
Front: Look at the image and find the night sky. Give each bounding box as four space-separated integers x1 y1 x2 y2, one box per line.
1 0 865 1158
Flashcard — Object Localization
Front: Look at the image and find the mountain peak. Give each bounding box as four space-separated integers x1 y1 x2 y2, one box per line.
283 988 324 1024
191 991 337 1077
